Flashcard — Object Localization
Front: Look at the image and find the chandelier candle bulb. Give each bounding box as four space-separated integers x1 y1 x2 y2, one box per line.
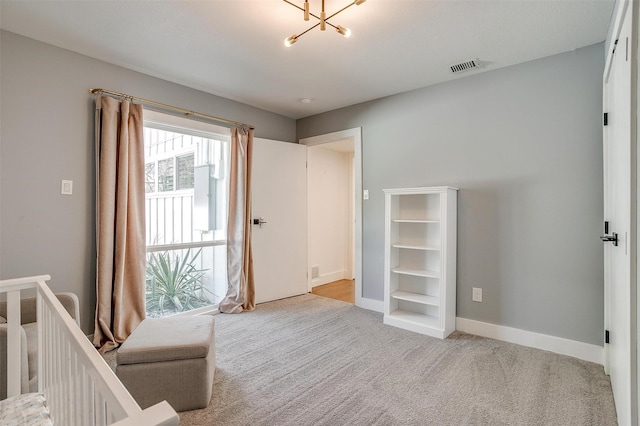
336 25 351 37
284 35 298 47
304 1 309 20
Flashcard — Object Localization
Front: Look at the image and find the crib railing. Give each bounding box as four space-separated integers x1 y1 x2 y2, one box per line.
1 275 179 426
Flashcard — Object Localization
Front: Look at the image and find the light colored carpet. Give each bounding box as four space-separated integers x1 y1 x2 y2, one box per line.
106 294 618 425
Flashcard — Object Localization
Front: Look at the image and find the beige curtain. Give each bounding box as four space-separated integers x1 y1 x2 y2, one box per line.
93 95 146 353
219 127 255 313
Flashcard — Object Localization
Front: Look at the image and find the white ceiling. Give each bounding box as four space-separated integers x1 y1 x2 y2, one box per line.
0 0 615 119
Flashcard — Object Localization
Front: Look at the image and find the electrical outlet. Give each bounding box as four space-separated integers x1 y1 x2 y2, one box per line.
472 287 482 302
61 180 73 195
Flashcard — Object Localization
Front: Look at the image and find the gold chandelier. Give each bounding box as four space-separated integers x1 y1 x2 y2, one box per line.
283 0 366 47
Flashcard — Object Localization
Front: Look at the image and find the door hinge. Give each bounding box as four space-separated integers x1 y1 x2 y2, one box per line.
604 113 608 126
605 330 610 344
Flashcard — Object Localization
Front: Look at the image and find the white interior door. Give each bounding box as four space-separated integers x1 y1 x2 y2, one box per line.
603 4 636 424
252 138 307 304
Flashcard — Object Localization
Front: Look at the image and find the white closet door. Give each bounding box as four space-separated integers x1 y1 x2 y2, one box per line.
602 4 637 425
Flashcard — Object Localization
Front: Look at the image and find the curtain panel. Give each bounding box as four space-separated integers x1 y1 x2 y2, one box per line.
93 96 146 353
219 127 255 313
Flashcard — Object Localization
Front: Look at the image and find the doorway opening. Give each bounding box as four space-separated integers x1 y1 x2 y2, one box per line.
300 128 363 307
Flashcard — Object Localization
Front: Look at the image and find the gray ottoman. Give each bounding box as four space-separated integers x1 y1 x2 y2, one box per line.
116 316 215 412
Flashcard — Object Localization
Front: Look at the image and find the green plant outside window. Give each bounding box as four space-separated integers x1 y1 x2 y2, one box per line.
145 248 213 317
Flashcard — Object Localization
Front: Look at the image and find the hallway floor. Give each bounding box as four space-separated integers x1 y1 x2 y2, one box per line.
310 279 354 303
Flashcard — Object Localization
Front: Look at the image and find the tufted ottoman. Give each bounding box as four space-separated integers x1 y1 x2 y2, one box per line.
116 315 215 412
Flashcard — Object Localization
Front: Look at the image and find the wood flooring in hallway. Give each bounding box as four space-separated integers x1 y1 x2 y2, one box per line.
310 279 355 304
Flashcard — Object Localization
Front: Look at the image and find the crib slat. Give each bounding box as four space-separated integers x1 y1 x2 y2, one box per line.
63 339 71 424
96 390 107 426
37 293 44 395
6 290 22 397
80 364 89 425
72 351 80 425
54 314 61 421
88 375 96 425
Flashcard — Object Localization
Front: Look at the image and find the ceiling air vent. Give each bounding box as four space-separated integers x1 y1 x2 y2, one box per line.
450 59 481 74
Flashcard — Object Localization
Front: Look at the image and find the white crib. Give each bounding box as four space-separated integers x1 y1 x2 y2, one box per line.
1 275 179 425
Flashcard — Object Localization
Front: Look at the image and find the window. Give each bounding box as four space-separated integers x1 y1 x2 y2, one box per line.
143 112 230 318
145 163 156 193
157 158 174 192
176 153 194 190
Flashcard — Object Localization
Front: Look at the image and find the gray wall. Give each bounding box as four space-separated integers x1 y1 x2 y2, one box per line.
0 29 606 345
298 43 605 345
0 31 296 333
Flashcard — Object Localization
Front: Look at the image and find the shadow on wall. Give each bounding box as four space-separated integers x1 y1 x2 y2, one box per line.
457 176 547 327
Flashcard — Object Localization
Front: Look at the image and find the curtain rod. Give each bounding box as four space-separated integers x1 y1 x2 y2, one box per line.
89 88 254 130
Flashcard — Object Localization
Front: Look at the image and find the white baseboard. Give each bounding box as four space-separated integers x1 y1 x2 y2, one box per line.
311 270 349 288
456 317 604 365
358 297 384 313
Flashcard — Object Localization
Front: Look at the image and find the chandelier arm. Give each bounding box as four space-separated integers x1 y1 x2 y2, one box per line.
283 0 324 22
293 21 339 42
283 0 305 12
323 21 340 30
297 22 322 38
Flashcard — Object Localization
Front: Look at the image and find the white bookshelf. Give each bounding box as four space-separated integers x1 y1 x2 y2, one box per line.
383 186 458 339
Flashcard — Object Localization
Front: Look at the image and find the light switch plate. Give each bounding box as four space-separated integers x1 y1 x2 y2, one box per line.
472 287 483 302
61 180 73 195
363 189 369 200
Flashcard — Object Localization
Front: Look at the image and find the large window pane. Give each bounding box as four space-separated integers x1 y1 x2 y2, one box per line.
176 153 194 190
158 158 174 192
143 120 229 318
145 163 156 193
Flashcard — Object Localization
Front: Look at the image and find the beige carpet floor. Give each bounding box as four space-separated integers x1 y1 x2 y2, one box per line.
106 294 618 425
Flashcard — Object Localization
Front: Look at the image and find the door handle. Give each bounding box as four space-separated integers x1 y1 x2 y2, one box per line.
253 218 267 228
600 233 618 246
